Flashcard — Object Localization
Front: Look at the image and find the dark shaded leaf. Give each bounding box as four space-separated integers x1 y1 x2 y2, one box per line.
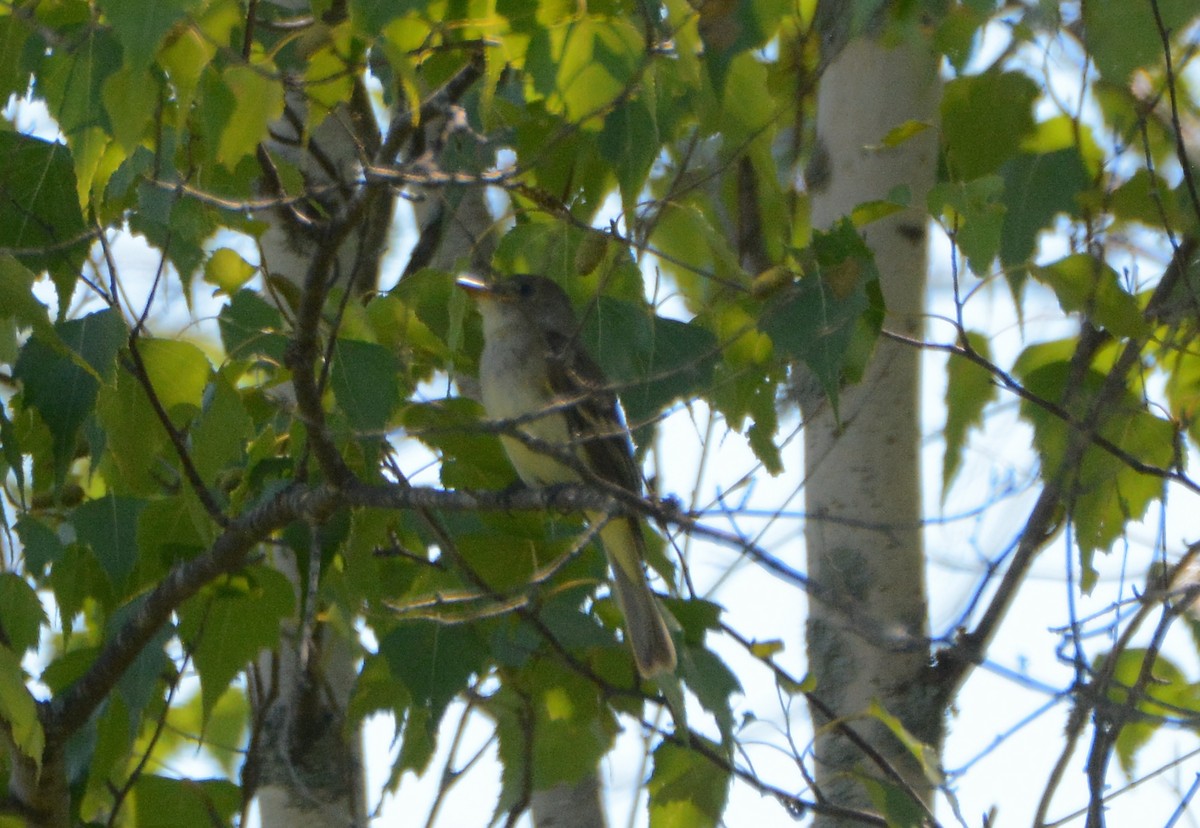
73 494 147 590
14 308 126 486
330 338 402 435
942 71 1038 180
178 567 295 721
0 573 46 654
131 775 241 828
0 133 90 311
380 620 487 721
760 219 883 415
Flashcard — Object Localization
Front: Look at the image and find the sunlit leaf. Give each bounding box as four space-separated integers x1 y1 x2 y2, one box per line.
648 735 730 828
0 645 43 770
204 247 258 294
942 331 996 498
217 65 285 168
1014 340 1175 587
1031 254 1147 339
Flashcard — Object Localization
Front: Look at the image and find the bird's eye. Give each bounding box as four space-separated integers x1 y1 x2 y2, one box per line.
517 281 535 298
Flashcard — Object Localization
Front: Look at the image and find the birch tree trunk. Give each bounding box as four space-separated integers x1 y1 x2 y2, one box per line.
245 82 385 828
802 17 943 821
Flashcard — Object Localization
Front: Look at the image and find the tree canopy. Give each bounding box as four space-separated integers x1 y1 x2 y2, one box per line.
1 0 1200 826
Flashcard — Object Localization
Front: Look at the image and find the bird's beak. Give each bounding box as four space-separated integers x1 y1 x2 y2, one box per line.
456 273 493 294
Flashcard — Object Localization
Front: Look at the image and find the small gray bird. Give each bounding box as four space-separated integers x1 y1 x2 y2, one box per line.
459 273 677 678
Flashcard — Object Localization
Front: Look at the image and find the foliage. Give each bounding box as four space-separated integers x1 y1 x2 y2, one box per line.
0 0 1198 825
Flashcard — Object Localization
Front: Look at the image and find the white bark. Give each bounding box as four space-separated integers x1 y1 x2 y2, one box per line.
248 63 386 828
530 773 607 828
803 35 942 820
247 547 366 827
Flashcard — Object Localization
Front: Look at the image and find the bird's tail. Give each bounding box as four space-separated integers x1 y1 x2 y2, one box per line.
600 517 677 678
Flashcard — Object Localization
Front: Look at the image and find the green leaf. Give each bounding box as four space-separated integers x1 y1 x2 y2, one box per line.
999 148 1090 271
861 776 926 828
137 495 208 574
695 0 788 93
73 494 147 590
0 403 21 497
14 308 126 486
131 775 242 828
401 399 516 489
760 220 884 415
927 176 1006 277
1082 0 1200 82
39 27 122 136
96 366 170 494
941 71 1039 180
1014 340 1175 585
648 735 730 828
217 65 285 168
942 332 996 498
217 289 287 363
679 643 742 745
0 574 46 654
98 0 200 71
50 545 113 639
491 660 619 818
1030 254 1147 339
84 695 136 804
0 256 58 346
40 647 100 696
159 25 217 128
501 661 617 797
101 64 159 152
1108 168 1184 230
136 337 212 423
0 133 91 311
600 96 658 214
1102 649 1200 775
581 298 718 446
0 15 36 103
190 372 252 485
379 620 487 722
128 181 214 287
15 515 65 575
330 338 402 435
867 700 943 784
0 645 43 770
204 247 258 294
111 598 174 716
178 567 295 721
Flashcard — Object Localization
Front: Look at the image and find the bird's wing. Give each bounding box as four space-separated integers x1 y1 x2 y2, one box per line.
543 331 643 495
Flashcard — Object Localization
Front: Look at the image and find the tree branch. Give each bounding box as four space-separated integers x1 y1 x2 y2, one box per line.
932 237 1199 700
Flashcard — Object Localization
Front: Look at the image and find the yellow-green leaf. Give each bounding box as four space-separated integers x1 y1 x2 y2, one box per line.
204 248 258 294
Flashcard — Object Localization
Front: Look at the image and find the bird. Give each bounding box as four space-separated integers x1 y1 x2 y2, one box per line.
458 273 677 678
